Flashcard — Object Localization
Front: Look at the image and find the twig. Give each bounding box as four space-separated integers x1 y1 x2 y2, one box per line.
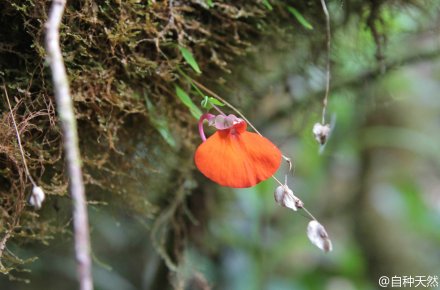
45 1 93 290
2 85 37 188
320 0 331 124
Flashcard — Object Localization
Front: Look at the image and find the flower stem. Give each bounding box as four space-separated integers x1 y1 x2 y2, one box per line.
198 113 215 142
320 0 331 124
211 104 226 116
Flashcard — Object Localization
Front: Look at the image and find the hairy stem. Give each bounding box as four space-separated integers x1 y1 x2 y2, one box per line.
45 1 93 289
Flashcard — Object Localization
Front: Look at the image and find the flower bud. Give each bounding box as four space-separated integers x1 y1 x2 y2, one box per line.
274 185 303 211
30 186 45 210
312 123 331 145
307 220 332 252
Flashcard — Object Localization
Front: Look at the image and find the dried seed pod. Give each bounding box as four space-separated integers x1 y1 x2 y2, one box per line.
274 185 303 211
30 186 45 210
312 123 331 145
307 220 332 252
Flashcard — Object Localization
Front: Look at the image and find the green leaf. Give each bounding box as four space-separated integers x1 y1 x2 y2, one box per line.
144 97 177 148
262 0 273 11
287 6 313 30
178 46 202 74
175 86 203 119
206 0 214 8
201 96 224 109
209 97 224 106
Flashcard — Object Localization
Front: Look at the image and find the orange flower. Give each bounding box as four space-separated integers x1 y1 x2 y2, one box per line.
195 114 281 188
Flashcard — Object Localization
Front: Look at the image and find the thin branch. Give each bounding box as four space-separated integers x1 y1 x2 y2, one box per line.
2 85 37 187
320 0 331 124
45 1 93 290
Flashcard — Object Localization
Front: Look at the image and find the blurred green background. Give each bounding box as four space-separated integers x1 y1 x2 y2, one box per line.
1 2 440 290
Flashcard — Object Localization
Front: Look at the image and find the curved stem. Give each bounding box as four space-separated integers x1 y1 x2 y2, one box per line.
198 113 215 142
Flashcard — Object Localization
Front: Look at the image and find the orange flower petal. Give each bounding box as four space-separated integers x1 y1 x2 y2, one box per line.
195 122 281 188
